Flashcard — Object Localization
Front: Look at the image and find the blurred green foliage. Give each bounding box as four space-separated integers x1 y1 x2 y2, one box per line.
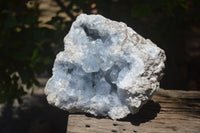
0 0 55 104
0 0 199 104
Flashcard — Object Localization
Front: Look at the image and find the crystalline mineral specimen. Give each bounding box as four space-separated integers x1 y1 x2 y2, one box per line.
45 14 166 120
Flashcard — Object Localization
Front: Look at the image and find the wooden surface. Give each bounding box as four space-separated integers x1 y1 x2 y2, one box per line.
67 89 200 133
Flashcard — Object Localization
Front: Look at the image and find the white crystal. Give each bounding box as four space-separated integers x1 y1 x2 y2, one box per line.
45 14 166 120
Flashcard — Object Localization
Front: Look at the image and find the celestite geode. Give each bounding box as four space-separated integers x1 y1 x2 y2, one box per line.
45 14 166 120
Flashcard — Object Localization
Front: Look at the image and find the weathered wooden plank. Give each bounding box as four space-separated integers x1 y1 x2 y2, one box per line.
67 89 200 133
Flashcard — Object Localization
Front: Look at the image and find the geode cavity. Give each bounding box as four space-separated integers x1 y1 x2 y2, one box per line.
45 14 166 120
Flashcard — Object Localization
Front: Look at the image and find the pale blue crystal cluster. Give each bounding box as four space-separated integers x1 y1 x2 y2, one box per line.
45 14 166 120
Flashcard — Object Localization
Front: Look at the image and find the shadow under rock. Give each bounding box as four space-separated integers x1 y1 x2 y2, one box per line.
84 100 161 126
119 100 161 126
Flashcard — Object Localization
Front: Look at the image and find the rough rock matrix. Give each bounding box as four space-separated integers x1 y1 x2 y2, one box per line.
45 14 166 120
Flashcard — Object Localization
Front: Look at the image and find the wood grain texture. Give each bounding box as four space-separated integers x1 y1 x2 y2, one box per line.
67 89 200 133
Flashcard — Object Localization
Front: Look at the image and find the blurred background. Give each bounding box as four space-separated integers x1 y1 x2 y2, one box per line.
0 0 200 133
